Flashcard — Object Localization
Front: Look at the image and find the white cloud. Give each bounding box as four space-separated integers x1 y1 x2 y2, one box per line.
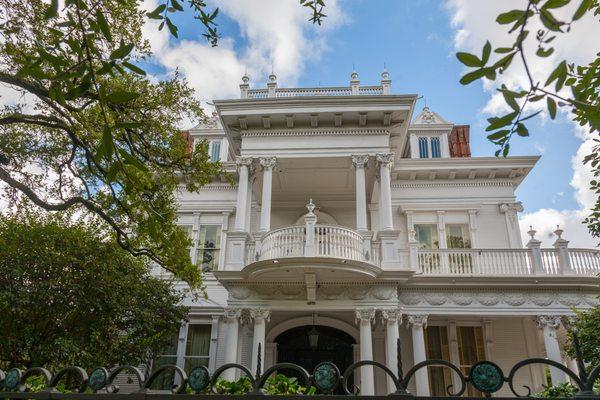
143 0 346 112
445 0 600 248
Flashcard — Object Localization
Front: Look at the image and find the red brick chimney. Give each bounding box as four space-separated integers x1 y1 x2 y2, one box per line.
449 125 471 157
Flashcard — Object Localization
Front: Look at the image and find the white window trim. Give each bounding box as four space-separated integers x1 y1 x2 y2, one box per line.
409 133 450 159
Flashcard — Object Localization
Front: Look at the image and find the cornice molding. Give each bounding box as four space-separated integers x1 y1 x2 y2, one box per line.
240 128 390 137
392 180 516 189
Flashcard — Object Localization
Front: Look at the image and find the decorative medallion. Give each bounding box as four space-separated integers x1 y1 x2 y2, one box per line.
229 287 251 300
4 368 21 391
469 361 504 394
312 362 340 393
188 366 210 393
88 368 107 392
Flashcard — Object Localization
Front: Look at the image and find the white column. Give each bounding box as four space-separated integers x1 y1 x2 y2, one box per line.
468 210 478 248
234 157 253 231
259 157 277 233
381 309 402 394
223 308 242 381
352 155 369 231
376 153 395 231
355 309 376 395
407 314 430 396
175 322 189 369
250 309 271 376
536 315 568 385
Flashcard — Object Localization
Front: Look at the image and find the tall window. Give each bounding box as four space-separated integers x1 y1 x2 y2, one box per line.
446 224 471 249
457 326 486 397
425 326 452 397
151 331 179 389
184 324 211 371
210 140 221 162
418 137 429 158
431 137 441 158
197 225 221 271
415 224 439 249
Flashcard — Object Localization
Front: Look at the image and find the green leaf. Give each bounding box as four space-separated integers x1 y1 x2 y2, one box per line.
530 94 546 102
540 8 564 31
486 111 518 131
545 60 567 87
496 9 524 24
573 0 592 20
459 68 487 85
122 61 146 76
105 90 139 103
146 3 166 19
543 0 571 9
547 96 557 119
500 88 520 111
102 125 114 160
481 41 491 64
536 47 555 57
516 123 529 137
456 52 483 67
487 129 510 140
44 0 59 19
96 11 113 43
165 17 178 38
495 47 514 54
118 148 148 172
171 0 184 11
110 39 134 60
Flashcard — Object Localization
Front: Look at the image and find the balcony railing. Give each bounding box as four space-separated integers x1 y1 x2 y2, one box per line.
413 248 600 277
253 224 368 263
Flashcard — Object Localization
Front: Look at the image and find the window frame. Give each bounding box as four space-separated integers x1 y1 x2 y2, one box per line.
209 139 221 162
183 324 212 371
196 224 222 271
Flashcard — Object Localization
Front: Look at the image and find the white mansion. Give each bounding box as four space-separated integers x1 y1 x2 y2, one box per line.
160 71 600 397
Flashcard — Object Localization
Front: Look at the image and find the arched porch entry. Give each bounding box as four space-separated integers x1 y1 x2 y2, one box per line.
268 317 357 393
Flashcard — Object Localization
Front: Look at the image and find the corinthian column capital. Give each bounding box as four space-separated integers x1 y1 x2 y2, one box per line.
250 308 271 322
259 156 277 170
380 309 402 324
223 307 243 322
355 308 376 324
376 153 395 168
536 315 563 330
351 154 369 169
406 314 428 328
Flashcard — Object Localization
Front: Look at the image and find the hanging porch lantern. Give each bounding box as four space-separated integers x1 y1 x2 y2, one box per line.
308 312 319 349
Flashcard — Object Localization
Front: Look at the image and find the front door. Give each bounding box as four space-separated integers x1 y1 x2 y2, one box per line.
275 325 355 393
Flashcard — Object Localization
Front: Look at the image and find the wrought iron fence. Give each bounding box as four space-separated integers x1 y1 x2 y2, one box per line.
1 337 598 399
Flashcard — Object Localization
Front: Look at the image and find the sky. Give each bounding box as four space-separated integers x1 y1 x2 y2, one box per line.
1 0 599 248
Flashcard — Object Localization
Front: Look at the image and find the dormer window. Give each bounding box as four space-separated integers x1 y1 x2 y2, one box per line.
418 136 442 159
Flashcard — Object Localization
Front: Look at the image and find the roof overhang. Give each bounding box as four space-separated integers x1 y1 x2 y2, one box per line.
214 95 418 155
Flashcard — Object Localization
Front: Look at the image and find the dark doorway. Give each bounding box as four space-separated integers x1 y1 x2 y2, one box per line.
275 325 355 393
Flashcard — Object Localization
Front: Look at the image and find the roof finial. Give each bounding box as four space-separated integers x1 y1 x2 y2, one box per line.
241 66 249 84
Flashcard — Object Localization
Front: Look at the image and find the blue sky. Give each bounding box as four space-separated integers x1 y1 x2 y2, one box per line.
143 0 598 246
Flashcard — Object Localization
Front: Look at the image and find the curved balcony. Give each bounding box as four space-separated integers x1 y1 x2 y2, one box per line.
258 224 367 262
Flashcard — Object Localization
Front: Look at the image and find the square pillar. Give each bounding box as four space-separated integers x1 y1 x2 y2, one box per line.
352 155 369 231
259 157 277 233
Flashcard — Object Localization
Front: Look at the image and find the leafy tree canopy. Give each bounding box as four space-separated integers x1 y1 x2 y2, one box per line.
0 210 189 370
455 0 600 237
0 0 326 288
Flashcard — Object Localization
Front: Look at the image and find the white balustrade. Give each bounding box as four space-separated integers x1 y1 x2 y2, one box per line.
257 224 372 263
415 248 600 277
568 248 600 275
246 86 383 99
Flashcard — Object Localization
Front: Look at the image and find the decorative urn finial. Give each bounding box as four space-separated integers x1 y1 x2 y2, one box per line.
527 225 537 240
554 225 563 239
381 69 390 80
350 70 358 81
306 198 316 215
269 72 277 83
241 73 249 84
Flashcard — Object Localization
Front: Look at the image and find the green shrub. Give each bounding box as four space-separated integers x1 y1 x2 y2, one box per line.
264 374 316 395
215 376 253 394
